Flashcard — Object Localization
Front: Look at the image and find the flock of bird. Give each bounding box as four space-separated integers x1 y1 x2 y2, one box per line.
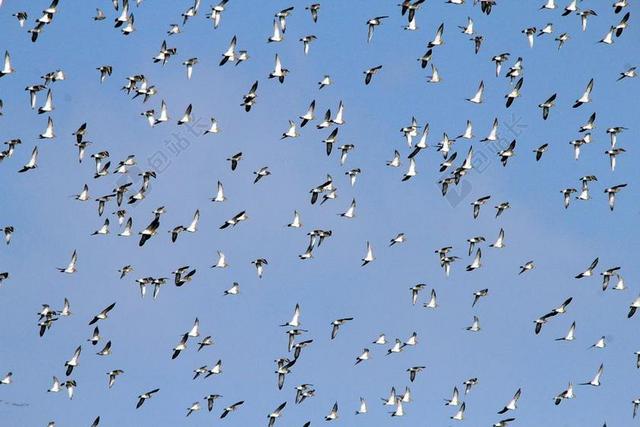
0 0 638 426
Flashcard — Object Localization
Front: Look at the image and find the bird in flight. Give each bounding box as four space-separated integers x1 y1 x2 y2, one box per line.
0 1 636 425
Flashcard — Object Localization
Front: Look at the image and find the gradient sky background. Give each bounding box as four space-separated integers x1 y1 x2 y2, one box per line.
1 0 640 426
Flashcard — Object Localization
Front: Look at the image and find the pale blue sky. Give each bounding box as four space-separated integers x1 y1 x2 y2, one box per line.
1 1 639 426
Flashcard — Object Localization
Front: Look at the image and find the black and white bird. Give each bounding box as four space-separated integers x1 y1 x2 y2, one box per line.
136 388 160 409
467 80 484 104
556 321 576 341
253 167 271 184
361 241 374 266
367 16 388 42
57 250 78 274
0 372 12 386
325 402 339 421
267 402 287 427
538 94 556 120
64 346 82 376
472 288 488 306
0 51 14 78
580 364 604 386
251 258 268 278
89 303 116 325
220 211 248 229
553 383 574 405
497 388 521 414
604 184 627 211
364 65 382 85
220 401 244 419
331 317 353 339
241 81 258 111
573 79 594 108
618 66 637 81
471 196 491 219
269 54 289 83
519 261 535 274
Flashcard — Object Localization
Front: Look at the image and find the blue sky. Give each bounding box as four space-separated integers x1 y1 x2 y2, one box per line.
1 0 639 426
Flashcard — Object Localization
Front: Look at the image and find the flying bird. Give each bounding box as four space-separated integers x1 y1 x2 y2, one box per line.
136 388 160 409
